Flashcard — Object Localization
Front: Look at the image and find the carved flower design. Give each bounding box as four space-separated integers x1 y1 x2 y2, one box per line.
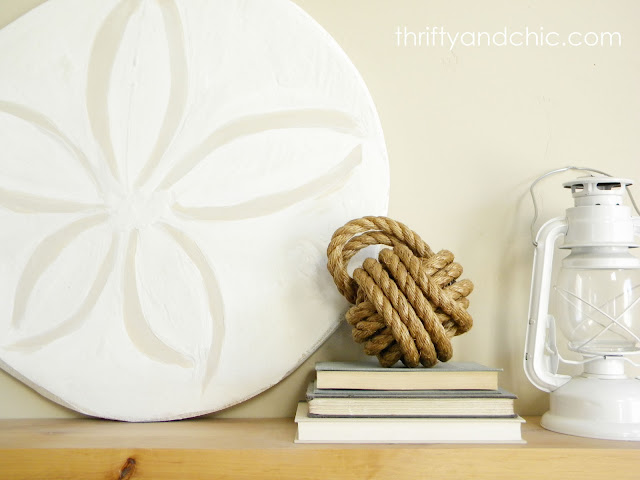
0 0 371 393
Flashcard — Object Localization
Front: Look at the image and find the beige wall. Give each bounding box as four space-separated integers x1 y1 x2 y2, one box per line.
1 0 638 419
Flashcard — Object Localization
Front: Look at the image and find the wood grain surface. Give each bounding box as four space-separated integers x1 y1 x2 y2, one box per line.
0 417 638 479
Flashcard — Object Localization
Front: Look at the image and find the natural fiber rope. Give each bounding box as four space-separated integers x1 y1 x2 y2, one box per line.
327 216 474 367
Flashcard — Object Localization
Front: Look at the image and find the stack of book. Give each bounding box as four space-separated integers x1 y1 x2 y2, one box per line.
295 361 525 444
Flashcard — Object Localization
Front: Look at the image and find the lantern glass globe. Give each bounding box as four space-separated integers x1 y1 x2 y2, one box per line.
554 248 640 355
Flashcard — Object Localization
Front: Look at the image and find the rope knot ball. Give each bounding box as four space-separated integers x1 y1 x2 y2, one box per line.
327 216 474 367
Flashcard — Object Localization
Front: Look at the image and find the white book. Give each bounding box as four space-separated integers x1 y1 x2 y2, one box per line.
315 361 500 391
306 382 516 417
295 403 525 444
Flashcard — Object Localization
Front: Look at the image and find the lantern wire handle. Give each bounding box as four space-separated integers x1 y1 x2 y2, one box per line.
529 166 640 246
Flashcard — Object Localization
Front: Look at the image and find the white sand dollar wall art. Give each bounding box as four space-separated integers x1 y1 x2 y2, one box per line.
0 0 388 421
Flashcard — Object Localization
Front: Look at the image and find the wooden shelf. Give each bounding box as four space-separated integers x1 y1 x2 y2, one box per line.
1 416 638 479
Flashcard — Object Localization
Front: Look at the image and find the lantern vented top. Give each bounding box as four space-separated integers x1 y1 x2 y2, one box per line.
563 176 632 207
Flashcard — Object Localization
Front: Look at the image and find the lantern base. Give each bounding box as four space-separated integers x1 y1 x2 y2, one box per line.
541 375 640 441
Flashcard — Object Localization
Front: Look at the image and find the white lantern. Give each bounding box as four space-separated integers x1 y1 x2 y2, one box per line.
525 175 640 440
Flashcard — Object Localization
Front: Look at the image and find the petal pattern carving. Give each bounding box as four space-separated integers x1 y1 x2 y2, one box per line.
159 109 364 190
0 187 101 214
11 214 109 329
10 233 119 350
158 222 225 388
134 0 188 188
172 145 363 221
123 229 194 368
0 101 100 192
87 0 143 183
